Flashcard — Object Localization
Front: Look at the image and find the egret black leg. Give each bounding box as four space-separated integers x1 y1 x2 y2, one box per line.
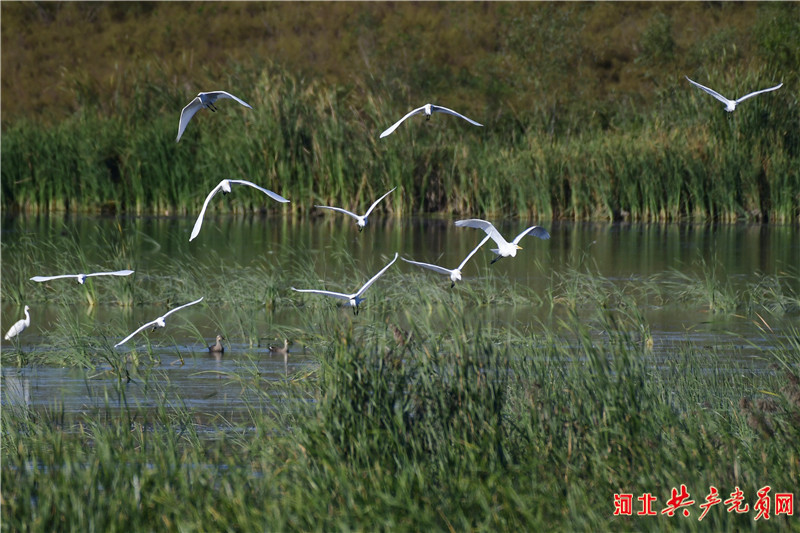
491 255 501 265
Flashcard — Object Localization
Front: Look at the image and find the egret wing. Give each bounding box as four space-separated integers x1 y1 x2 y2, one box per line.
363 187 397 218
176 97 203 142
315 205 361 220
30 274 79 282
511 225 551 246
114 319 161 348
685 77 731 106
190 182 224 241
354 253 399 298
457 234 492 270
430 105 483 127
230 180 290 203
85 270 135 278
162 297 204 319
291 288 351 301
454 219 508 248
206 91 252 109
401 257 454 276
735 83 783 104
379 106 427 138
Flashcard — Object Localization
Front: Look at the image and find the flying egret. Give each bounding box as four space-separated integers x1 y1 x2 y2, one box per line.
208 335 225 354
315 187 396 231
190 179 290 241
454 219 550 264
685 76 783 112
30 270 134 284
4 305 31 341
291 253 399 314
114 297 204 348
380 104 483 138
402 234 491 287
176 91 252 142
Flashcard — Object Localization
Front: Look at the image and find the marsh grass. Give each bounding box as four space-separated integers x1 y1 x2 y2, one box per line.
3 292 799 531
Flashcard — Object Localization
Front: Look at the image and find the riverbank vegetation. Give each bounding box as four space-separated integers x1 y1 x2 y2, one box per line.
2 3 798 221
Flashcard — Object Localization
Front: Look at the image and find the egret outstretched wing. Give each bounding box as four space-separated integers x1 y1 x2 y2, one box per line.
457 234 492 269
162 297 204 318
114 319 162 348
363 187 397 218
379 106 427 138
177 97 204 141
735 83 783 104
229 180 290 203
685 77 731 106
354 253 399 298
290 288 351 301
190 182 226 241
454 219 509 248
314 205 361 220
430 105 483 127
85 270 135 278
511 226 551 245
401 258 454 276
30 274 82 283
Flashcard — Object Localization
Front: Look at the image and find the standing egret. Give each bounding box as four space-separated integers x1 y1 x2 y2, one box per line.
176 91 252 142
114 297 204 348
190 179 290 241
30 270 134 284
4 305 31 341
315 187 396 232
402 234 491 287
454 219 550 264
380 104 483 138
685 76 783 112
291 253 399 314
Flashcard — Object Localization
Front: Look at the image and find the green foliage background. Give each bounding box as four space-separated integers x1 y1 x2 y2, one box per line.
2 2 799 221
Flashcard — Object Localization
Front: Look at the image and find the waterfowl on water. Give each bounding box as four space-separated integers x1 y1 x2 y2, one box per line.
379 103 482 138
208 335 225 354
454 219 550 264
268 339 289 356
114 297 204 348
176 91 252 142
4 305 31 341
291 253 399 315
314 187 396 232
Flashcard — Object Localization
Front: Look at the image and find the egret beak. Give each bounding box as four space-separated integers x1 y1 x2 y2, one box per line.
516 245 523 250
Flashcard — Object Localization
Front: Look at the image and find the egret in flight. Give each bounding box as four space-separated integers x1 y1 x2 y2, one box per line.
30 270 134 284
114 297 204 348
380 104 482 138
402 234 491 287
685 76 783 112
176 91 252 142
291 253 399 314
190 179 289 241
454 219 550 264
4 305 31 341
315 187 396 231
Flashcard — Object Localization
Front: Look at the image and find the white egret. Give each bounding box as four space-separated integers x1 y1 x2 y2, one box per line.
291 253 399 314
4 305 31 341
190 179 290 241
454 219 550 264
208 335 224 354
30 270 134 284
315 187 396 231
380 104 483 138
685 76 783 112
114 297 204 348
402 234 491 287
176 91 252 142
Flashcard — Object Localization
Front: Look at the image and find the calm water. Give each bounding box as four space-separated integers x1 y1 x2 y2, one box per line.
2 214 798 415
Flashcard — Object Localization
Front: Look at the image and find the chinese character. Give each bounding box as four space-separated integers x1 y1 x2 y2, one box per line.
754 486 771 521
775 493 794 516
637 493 658 516
698 486 721 521
661 484 695 517
614 493 633 516
724 486 750 514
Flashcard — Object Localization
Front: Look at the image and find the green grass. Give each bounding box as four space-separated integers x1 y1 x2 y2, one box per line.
2 3 799 222
3 292 799 531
